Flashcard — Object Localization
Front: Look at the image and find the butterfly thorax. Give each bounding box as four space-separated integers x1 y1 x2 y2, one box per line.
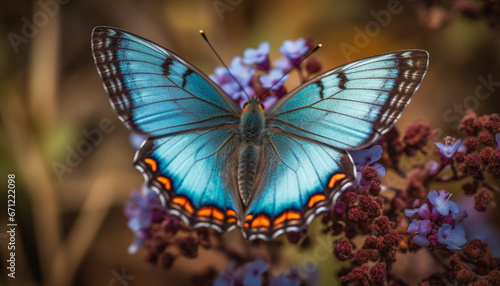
238 99 265 206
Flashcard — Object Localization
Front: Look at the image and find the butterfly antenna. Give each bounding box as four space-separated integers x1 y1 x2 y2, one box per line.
200 30 251 101
258 43 322 100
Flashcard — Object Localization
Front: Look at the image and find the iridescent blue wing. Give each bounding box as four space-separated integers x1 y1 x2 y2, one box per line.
243 133 355 239
134 128 242 232
266 50 429 150
92 27 243 231
91 26 240 136
244 51 428 239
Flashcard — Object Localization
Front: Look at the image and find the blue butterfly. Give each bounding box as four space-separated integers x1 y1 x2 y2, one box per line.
91 27 428 240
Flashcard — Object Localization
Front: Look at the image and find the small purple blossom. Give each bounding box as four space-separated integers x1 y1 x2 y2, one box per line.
349 145 386 179
124 186 163 253
274 57 292 72
269 268 301 286
428 189 459 216
259 68 288 97
129 133 147 150
404 203 431 219
408 219 432 246
437 224 467 250
280 38 309 62
434 137 461 170
212 56 255 105
214 259 269 286
243 41 270 71
262 95 278 110
496 133 500 150
435 139 461 158
260 69 288 90
209 66 232 86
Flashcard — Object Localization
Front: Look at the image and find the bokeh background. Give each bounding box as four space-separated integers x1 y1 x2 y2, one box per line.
0 0 499 285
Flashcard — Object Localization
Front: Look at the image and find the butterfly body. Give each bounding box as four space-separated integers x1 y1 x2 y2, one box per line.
91 27 429 240
238 98 266 205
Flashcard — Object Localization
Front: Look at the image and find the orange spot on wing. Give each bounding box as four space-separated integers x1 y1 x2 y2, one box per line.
212 208 224 221
251 214 270 228
226 209 236 217
172 196 194 214
328 173 346 188
197 207 225 221
244 223 249 228
245 214 253 221
144 158 157 172
157 176 172 190
197 207 212 217
308 194 326 208
228 218 236 223
273 211 301 225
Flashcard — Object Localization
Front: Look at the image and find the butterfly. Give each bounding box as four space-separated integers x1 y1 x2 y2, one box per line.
91 26 428 240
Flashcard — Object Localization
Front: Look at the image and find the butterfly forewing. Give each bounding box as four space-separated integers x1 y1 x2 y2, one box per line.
266 50 429 150
91 27 241 137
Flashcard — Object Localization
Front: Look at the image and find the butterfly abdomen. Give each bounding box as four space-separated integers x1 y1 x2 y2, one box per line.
238 145 259 206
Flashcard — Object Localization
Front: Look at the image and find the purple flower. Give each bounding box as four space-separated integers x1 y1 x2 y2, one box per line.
262 95 278 110
437 224 467 250
428 189 459 216
211 56 255 104
274 57 292 72
404 203 431 219
260 68 288 90
214 259 269 286
124 186 163 253
349 145 386 179
270 268 301 286
129 133 147 150
210 66 232 86
435 139 461 158
408 219 432 247
242 259 269 285
280 38 308 61
243 42 270 71
496 133 500 150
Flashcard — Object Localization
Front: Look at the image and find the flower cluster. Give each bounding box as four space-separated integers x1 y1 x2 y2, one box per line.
123 185 164 254
349 145 386 184
209 38 321 109
405 189 467 249
213 258 316 286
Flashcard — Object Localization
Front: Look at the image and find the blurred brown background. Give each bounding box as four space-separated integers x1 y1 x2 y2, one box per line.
0 0 499 285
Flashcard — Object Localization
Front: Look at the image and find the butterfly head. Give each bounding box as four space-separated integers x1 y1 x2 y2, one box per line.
242 97 264 114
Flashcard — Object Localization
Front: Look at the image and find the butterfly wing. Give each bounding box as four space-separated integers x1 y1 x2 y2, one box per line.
244 50 429 239
135 128 242 232
91 26 240 136
243 133 355 239
91 27 243 231
266 50 429 150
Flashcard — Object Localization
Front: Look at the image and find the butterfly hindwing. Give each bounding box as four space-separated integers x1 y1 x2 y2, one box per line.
91 27 240 136
266 50 429 150
243 132 355 239
135 128 242 231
